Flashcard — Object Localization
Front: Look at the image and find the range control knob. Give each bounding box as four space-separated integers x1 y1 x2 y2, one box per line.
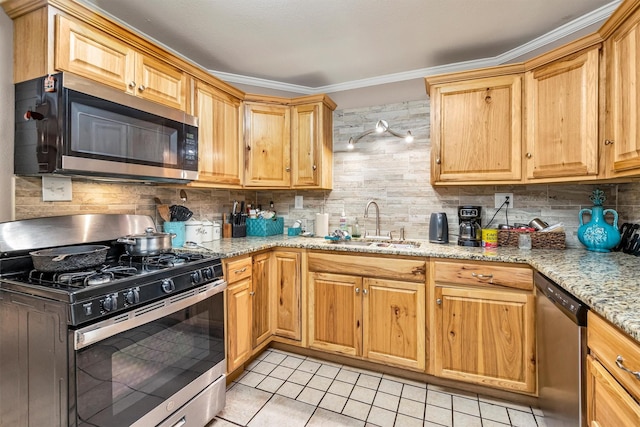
203 267 213 281
161 279 176 293
124 288 140 305
101 294 118 312
191 270 202 284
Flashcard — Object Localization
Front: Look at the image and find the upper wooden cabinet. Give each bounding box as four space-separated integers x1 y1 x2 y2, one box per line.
603 4 640 177
524 46 600 181
427 72 523 185
192 80 243 187
58 15 188 111
244 102 292 187
244 95 336 189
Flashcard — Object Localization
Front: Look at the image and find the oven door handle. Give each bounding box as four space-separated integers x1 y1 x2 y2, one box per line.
74 279 226 350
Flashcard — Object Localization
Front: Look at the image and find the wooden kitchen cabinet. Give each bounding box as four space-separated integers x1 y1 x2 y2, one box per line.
426 71 523 185
273 250 302 340
224 256 253 373
192 80 243 187
291 98 336 189
308 252 426 370
602 4 640 178
252 253 272 348
244 102 291 187
524 46 600 181
56 15 188 111
587 311 640 426
429 259 536 393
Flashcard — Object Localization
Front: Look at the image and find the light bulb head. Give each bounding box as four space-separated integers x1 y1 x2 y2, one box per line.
375 120 388 133
347 138 355 150
405 131 414 143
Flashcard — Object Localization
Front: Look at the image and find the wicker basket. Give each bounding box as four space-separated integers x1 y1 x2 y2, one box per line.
497 230 566 250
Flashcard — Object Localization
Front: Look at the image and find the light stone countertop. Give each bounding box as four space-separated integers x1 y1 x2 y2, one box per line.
190 235 640 343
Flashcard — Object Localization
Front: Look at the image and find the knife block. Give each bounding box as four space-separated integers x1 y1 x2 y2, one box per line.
231 213 246 238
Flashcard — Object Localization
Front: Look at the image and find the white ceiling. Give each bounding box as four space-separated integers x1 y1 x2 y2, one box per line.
80 0 617 103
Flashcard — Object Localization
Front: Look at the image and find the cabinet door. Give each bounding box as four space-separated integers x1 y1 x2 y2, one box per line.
252 253 271 348
433 285 536 393
308 272 361 356
525 47 600 180
226 278 252 373
135 54 187 111
55 15 134 92
194 81 243 186
363 278 425 370
605 7 640 175
273 251 301 340
587 355 640 427
430 75 522 184
244 102 291 187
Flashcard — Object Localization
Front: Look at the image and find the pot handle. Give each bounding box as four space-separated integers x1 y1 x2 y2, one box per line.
117 238 136 244
169 233 177 239
578 208 592 226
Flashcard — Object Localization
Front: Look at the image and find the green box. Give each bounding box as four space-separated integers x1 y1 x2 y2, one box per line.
246 217 284 236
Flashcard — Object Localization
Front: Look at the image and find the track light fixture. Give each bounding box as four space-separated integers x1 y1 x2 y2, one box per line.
347 119 413 150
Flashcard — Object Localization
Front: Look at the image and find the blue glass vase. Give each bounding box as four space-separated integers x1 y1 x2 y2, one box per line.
577 189 621 253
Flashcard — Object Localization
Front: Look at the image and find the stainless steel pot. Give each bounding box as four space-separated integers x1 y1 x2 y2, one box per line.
30 245 109 272
117 227 173 256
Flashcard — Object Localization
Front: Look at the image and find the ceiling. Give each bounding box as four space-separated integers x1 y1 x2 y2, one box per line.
80 0 617 98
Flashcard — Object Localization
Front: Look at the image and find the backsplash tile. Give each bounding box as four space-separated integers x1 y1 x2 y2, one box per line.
13 99 640 249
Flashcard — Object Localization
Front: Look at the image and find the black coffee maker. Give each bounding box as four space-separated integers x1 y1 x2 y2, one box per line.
458 206 482 247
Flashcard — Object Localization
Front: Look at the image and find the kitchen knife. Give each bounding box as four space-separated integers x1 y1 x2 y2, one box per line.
615 223 631 251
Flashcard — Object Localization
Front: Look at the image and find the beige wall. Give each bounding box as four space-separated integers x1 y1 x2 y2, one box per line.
0 9 13 222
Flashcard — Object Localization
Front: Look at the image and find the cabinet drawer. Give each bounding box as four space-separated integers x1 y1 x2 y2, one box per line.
308 252 426 283
225 257 252 283
433 260 533 291
588 311 640 402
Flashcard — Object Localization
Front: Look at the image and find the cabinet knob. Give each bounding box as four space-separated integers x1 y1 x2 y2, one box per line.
128 81 136 89
285 167 291 172
604 139 614 145
355 287 360 294
436 298 442 305
526 152 532 158
138 85 146 92
435 158 441 165
312 164 317 170
362 289 368 295
250 291 255 296
471 272 493 281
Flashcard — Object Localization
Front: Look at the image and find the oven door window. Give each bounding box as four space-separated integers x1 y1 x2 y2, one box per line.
74 295 224 427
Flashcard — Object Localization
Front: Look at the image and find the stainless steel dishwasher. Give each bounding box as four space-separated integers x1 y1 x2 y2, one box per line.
535 272 589 427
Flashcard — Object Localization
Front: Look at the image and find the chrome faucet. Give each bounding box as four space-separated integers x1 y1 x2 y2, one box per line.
364 200 381 237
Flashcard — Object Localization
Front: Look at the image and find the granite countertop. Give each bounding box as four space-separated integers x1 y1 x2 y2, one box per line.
190 235 640 343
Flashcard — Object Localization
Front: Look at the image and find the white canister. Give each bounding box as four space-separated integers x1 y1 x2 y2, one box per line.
315 213 329 237
212 221 221 240
185 218 204 244
201 219 213 242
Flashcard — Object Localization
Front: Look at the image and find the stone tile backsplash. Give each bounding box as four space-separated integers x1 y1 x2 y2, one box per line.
13 99 640 249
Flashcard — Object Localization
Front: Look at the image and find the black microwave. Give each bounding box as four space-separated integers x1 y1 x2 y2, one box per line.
14 73 198 183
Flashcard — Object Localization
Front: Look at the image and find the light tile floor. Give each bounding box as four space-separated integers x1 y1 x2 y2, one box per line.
210 348 547 427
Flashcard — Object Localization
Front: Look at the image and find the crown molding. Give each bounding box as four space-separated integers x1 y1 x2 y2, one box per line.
212 0 620 94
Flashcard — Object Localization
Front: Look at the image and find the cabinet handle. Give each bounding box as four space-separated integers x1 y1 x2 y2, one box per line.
616 355 640 380
312 164 317 170
435 158 441 165
250 291 255 296
285 167 291 172
363 289 368 295
128 81 136 89
471 272 493 280
138 85 146 92
526 152 532 158
234 267 247 274
604 139 614 145
436 298 442 305
355 287 360 294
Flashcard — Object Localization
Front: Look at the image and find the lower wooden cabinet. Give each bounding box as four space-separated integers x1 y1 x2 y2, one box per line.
307 252 426 371
252 252 271 348
429 259 536 394
587 311 640 426
273 251 302 340
226 276 252 373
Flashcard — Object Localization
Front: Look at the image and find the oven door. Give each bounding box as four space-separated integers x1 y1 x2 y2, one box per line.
72 280 226 427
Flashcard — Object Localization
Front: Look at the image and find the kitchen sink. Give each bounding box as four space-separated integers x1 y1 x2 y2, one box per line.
327 239 422 249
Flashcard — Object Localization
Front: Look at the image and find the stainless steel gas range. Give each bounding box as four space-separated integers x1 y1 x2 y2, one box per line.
0 214 227 427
